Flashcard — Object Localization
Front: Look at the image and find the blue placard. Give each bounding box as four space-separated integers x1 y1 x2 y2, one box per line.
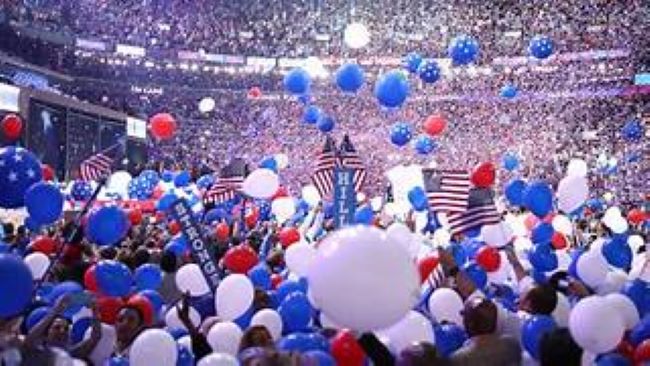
333 167 356 228
169 199 220 291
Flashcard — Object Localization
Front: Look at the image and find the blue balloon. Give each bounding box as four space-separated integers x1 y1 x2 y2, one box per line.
176 344 194 366
414 135 436 155
278 292 312 333
505 179 527 206
0 254 34 317
24 216 42 232
354 205 374 225
139 290 164 314
284 68 311 95
107 357 129 366
303 105 321 125
390 122 413 147
196 175 214 189
278 332 329 352
165 236 189 256
529 244 558 272
305 350 336 366
157 192 178 211
161 170 174 182
403 52 423 73
434 323 467 357
336 63 365 93
521 315 556 359
259 157 278 173
523 180 554 218
44 281 83 305
450 243 468 267
374 70 410 108
596 353 631 366
70 180 93 201
528 35 554 59
621 119 644 142
134 264 162 291
531 223 554 244
500 84 518 99
25 306 50 331
0 147 43 208
71 317 92 344
96 260 133 297
418 59 441 83
502 153 520 171
602 240 632 269
139 169 160 188
408 186 428 212
317 115 335 133
128 178 153 200
86 206 129 247
629 315 650 346
463 262 487 289
234 306 254 329
190 294 217 320
448 35 479 65
276 280 307 304
174 171 191 188
248 265 272 290
622 280 650 318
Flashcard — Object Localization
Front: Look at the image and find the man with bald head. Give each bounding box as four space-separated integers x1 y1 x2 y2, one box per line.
449 297 522 366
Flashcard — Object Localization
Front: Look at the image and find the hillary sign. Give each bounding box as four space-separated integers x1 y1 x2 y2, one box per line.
333 167 356 228
169 199 220 291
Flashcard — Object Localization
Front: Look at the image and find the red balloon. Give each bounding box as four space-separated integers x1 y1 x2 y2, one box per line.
155 211 166 222
470 162 496 188
96 296 124 324
128 209 143 226
30 236 58 255
634 339 650 363
551 232 568 250
126 295 154 326
215 222 230 241
417 255 440 284
41 164 55 181
278 227 300 248
272 186 289 200
248 87 262 99
271 274 283 289
2 113 23 140
524 214 539 231
476 246 501 272
168 221 181 235
149 113 177 140
245 207 259 229
616 340 635 360
423 115 446 136
151 186 164 200
628 208 647 225
223 245 259 274
84 264 98 292
331 330 366 366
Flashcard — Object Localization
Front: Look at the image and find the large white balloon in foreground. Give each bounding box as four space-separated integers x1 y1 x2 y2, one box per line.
307 225 419 332
569 296 625 354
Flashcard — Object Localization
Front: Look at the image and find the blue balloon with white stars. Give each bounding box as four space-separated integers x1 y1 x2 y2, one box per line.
390 122 413 147
70 180 92 201
500 84 518 99
317 115 335 133
414 135 436 155
196 175 214 190
161 170 174 182
174 171 191 188
448 35 480 65
418 59 441 84
138 169 159 188
528 35 554 60
403 52 423 73
0 146 43 208
621 119 644 142
128 178 153 200
335 63 365 93
303 105 321 125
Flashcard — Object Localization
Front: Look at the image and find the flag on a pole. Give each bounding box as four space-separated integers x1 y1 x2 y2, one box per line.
204 158 248 205
79 142 123 182
311 136 338 198
338 134 366 193
423 169 471 214
447 187 501 235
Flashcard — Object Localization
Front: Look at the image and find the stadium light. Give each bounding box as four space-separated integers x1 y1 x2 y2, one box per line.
344 22 370 49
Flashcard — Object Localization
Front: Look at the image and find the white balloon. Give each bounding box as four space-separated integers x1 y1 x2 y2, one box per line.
197 353 239 366
487 252 511 284
274 154 289 169
344 22 371 49
551 215 573 236
567 158 588 177
24 252 50 280
271 197 296 224
432 228 451 247
206 322 243 356
242 169 279 199
629 255 650 282
569 296 625 354
165 306 200 331
576 250 609 288
386 222 418 258
370 196 384 212
552 292 571 327
176 264 210 297
596 270 628 295
301 185 321 207
555 250 572 272
216 274 254 321
603 207 622 228
628 235 645 253
198 97 216 113
481 222 512 248
107 171 132 198
609 216 629 234
428 288 464 325
605 293 639 330
319 312 342 329
177 335 192 350
307 226 419 331
285 242 317 277
250 309 283 341
557 175 589 213
376 311 434 354
130 329 177 366
84 324 116 366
